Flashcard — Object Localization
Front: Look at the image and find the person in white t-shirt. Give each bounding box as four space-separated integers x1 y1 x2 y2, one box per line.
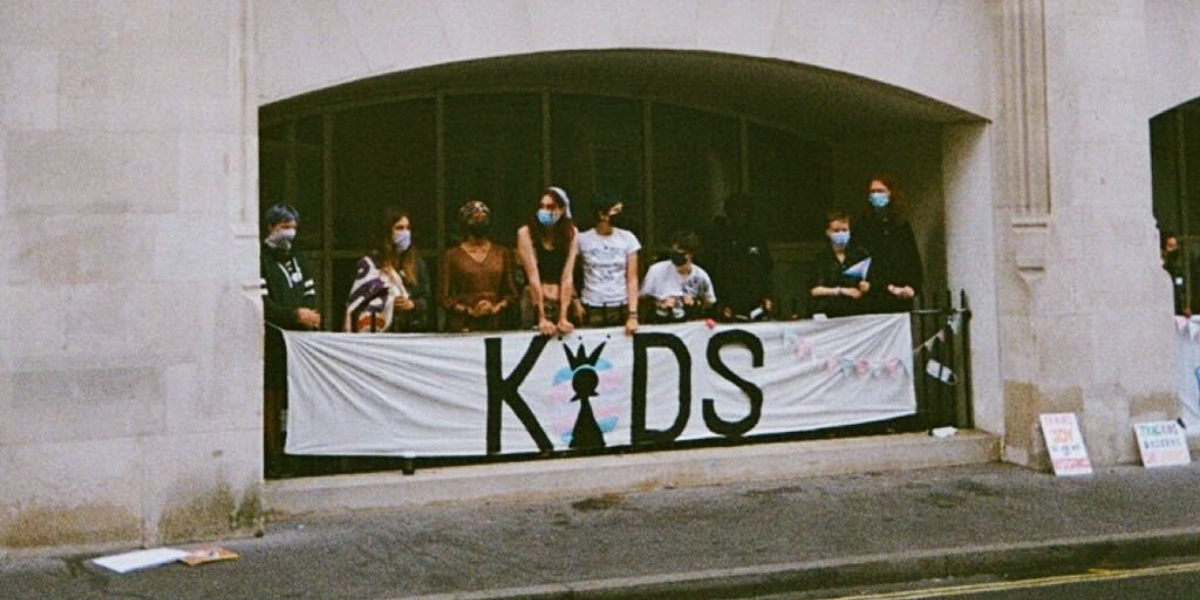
640 230 716 323
576 197 641 335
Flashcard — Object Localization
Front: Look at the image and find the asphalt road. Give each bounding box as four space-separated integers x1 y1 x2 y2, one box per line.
780 560 1200 600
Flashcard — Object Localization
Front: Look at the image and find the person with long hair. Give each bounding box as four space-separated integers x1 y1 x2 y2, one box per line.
438 199 518 332
516 187 578 336
855 175 923 313
577 196 641 335
344 208 430 332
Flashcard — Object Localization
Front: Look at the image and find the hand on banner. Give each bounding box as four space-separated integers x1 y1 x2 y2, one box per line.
538 318 557 336
887 285 915 300
556 318 575 335
625 314 639 336
470 299 493 318
296 308 322 329
682 294 695 307
858 281 870 293
841 287 863 300
394 298 415 311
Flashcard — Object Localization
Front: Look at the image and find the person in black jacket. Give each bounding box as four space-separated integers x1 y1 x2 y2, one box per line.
856 176 923 314
702 193 775 322
260 203 320 476
261 204 320 331
810 209 871 318
1162 231 1188 316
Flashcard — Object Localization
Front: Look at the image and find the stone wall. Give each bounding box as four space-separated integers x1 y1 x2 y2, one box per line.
0 0 262 550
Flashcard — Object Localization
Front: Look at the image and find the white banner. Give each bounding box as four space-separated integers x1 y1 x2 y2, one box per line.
283 314 917 457
1175 316 1200 434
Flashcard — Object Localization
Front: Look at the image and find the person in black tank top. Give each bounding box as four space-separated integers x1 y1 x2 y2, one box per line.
516 187 579 336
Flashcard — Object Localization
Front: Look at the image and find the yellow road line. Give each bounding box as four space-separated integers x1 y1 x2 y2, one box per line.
828 561 1200 599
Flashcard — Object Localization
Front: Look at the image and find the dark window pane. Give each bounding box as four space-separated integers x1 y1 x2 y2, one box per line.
551 95 643 231
259 123 287 227
444 94 542 248
1185 111 1200 236
332 100 437 252
748 123 832 243
293 116 325 251
1151 114 1179 235
652 104 740 252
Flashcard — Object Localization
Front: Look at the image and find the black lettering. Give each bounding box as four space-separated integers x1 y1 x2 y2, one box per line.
702 329 764 438
486 336 554 454
632 332 691 445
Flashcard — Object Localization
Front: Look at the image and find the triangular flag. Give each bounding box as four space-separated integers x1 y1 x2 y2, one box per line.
842 257 871 280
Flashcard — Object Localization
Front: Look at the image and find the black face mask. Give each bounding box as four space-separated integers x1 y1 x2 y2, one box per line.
669 250 688 266
466 221 490 238
266 242 293 261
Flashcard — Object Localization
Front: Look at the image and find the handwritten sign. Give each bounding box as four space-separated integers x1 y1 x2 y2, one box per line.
1134 421 1191 468
1039 413 1092 476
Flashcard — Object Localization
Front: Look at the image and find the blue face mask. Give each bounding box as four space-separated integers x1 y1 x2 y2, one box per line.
869 192 890 209
537 209 560 226
393 230 411 251
829 231 851 247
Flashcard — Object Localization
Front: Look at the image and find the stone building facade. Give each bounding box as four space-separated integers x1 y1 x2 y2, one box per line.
2 0 1198 550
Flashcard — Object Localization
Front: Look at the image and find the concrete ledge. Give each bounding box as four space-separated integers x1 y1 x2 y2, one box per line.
265 431 999 516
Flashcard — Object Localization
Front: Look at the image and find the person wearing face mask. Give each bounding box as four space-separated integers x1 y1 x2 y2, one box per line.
260 203 321 476
640 230 716 323
439 199 518 332
810 210 871 318
1162 231 1188 317
261 203 321 331
344 208 430 332
855 175 923 314
577 196 642 335
701 193 775 322
517 187 579 336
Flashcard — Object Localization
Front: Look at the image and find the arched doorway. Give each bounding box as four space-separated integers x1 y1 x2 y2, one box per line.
260 50 981 327
259 50 987 476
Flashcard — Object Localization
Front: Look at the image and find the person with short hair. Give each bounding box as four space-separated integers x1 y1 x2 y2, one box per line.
261 203 321 331
438 200 518 332
640 230 716 323
577 196 641 335
856 175 923 313
810 209 871 318
260 202 320 477
516 187 579 336
344 208 430 332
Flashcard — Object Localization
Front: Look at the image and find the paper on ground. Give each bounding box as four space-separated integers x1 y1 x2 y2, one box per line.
93 548 190 573
181 546 240 566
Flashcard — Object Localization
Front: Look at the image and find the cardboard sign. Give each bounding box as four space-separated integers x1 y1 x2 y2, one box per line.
1134 421 1191 468
1039 413 1093 476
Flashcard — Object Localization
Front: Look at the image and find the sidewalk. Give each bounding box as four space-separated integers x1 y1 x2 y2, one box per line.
5 460 1200 599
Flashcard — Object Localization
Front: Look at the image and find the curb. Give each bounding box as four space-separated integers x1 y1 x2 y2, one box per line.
381 527 1200 600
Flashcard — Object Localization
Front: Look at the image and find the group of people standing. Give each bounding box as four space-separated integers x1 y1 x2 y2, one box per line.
260 176 924 338
810 176 924 318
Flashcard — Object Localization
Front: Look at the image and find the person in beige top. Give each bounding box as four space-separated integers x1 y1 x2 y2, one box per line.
438 200 518 332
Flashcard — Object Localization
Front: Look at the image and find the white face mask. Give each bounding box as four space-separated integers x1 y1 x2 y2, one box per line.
266 228 296 250
393 229 412 251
